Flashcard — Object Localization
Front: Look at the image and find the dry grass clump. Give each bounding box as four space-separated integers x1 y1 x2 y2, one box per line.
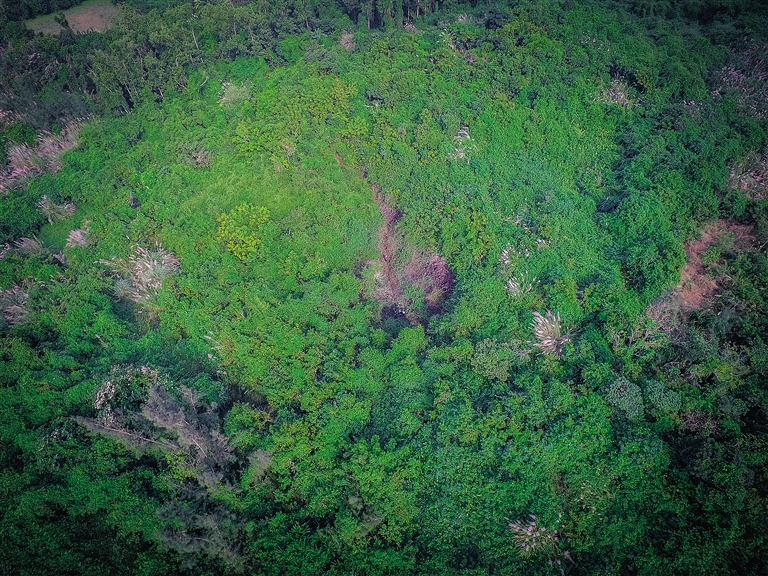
0 118 86 195
676 219 755 311
0 284 30 327
8 144 44 174
403 249 453 311
100 244 180 304
711 42 768 120
597 78 635 108
340 31 355 50
218 82 250 107
36 119 85 172
681 410 719 435
37 194 76 224
178 141 213 168
0 109 22 127
0 145 43 195
728 149 767 200
646 291 685 344
66 228 89 248
189 147 213 168
532 310 569 358
13 236 44 256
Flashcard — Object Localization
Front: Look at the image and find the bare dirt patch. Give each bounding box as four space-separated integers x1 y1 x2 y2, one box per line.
369 182 453 324
677 219 755 310
26 0 118 35
370 183 411 320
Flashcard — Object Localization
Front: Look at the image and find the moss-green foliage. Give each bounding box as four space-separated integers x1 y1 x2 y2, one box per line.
2 1 768 574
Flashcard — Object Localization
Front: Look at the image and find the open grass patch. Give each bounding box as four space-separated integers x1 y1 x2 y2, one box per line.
25 0 118 35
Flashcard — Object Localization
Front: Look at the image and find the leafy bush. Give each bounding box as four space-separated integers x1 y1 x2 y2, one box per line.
471 339 513 382
3 2 768 574
224 403 272 451
606 376 645 421
643 380 681 415
216 203 269 261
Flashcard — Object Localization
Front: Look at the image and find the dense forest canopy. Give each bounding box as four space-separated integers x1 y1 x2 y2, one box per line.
1 0 768 574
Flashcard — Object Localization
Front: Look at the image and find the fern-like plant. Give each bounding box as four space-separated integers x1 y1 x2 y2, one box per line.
216 203 269 261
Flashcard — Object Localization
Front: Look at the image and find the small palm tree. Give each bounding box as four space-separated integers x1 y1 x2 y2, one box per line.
506 273 537 297
508 514 561 558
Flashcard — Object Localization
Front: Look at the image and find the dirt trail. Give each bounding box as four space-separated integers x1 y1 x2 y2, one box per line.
678 219 755 309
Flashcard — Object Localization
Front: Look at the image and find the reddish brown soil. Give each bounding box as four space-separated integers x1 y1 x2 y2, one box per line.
678 219 755 309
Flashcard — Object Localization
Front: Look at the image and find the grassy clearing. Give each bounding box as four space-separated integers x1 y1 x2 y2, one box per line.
25 0 118 35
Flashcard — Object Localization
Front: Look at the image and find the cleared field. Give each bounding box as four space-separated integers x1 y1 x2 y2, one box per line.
25 0 119 35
